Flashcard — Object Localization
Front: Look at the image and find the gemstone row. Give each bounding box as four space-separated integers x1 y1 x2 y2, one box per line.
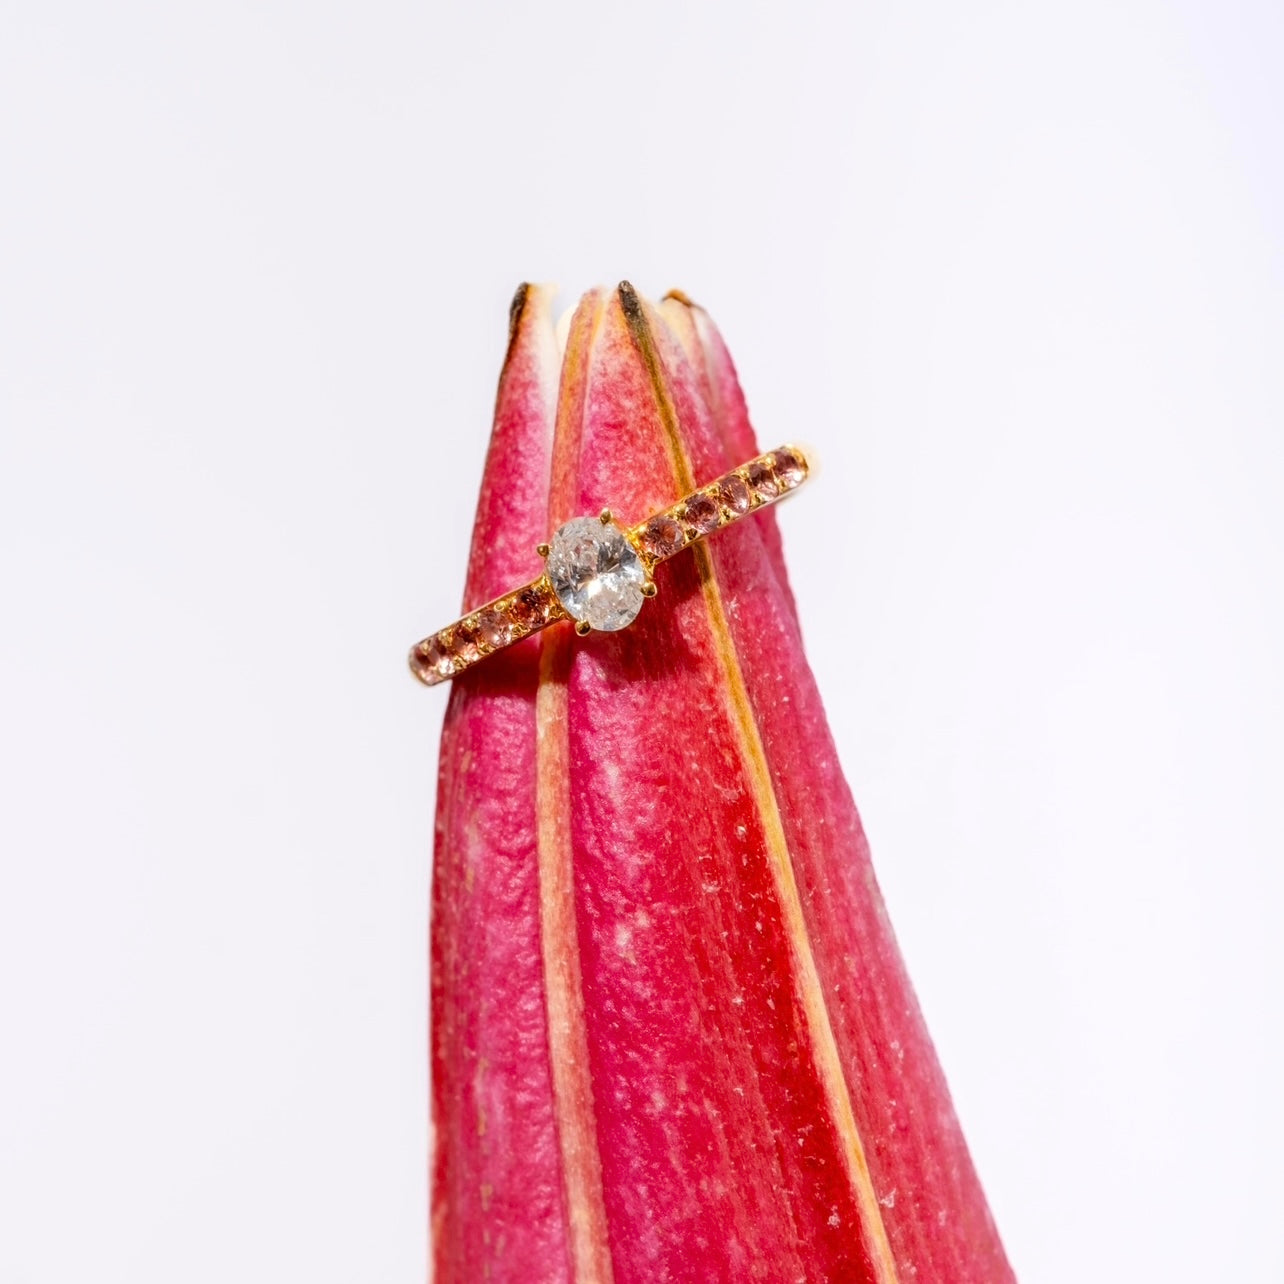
408 576 564 685
408 444 810 687
633 445 808 564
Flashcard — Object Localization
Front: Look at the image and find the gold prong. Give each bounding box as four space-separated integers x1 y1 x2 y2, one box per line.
641 580 658 598
536 542 550 558
599 508 612 525
575 619 592 636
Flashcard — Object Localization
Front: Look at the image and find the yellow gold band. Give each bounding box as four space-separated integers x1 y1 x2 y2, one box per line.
409 444 810 686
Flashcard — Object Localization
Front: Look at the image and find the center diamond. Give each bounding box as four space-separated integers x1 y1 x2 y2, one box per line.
546 516 646 632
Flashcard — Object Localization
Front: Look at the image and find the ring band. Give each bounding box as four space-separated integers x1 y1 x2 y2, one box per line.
408 444 810 686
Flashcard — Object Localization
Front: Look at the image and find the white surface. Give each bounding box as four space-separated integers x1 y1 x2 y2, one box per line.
2 2 1281 1280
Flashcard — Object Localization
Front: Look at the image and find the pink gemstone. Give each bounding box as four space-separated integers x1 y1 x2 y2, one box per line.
746 457 779 501
717 474 752 516
511 585 551 630
771 447 806 490
452 619 483 665
642 514 685 560
411 636 453 684
478 606 511 650
682 491 721 536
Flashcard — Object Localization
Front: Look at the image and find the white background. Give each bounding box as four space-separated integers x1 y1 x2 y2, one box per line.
2 2 1281 1280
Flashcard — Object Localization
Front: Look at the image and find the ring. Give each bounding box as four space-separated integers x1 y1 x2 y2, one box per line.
408 444 810 686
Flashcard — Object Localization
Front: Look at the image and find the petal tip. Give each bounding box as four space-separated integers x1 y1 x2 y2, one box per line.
616 279 643 321
501 281 534 371
508 281 531 332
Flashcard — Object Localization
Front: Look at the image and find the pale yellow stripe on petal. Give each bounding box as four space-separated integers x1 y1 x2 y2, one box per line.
694 542 900 1284
536 643 615 1284
621 285 899 1284
537 289 616 1284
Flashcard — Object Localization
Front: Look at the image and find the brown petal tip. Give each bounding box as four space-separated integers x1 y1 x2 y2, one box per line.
616 279 643 321
503 281 532 365
508 281 530 334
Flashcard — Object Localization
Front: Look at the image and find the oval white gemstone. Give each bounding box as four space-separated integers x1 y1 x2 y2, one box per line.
546 517 646 632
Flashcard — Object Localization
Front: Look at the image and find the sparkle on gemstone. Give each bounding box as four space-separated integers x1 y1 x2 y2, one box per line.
452 619 482 664
682 491 721 536
746 457 779 500
511 584 552 631
771 447 806 489
547 516 647 631
412 636 453 683
477 606 511 650
717 473 752 515
641 513 685 560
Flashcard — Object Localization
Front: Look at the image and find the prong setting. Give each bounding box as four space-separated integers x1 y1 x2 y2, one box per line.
546 515 646 631
410 446 810 686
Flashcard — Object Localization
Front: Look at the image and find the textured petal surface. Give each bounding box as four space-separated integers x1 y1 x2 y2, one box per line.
431 284 569 1282
431 284 1014 1284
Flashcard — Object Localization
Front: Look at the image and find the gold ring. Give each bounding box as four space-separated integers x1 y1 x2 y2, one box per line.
408 444 810 686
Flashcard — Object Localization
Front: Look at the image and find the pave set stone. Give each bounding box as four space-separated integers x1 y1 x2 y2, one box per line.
409 446 808 686
634 445 807 566
408 578 561 686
